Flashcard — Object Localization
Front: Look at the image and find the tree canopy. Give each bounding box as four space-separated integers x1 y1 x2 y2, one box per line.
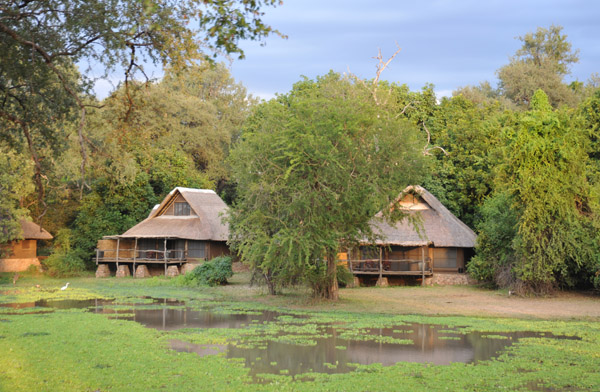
0 0 281 237
497 25 580 108
227 72 426 298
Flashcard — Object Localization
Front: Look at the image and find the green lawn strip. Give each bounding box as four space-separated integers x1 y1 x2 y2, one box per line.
0 310 256 392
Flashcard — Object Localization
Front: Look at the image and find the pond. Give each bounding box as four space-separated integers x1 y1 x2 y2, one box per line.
6 298 577 378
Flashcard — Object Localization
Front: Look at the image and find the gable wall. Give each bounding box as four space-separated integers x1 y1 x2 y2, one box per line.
0 240 40 272
1 240 37 259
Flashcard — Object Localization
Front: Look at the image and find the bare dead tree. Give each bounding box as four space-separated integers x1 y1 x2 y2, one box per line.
348 42 402 106
347 44 449 157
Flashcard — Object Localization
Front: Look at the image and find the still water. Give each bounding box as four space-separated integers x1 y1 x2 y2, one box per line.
9 298 574 377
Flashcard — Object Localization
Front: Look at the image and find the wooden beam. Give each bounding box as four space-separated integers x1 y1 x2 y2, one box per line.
348 249 353 273
133 238 137 279
421 246 425 286
116 238 120 269
379 247 383 281
163 238 167 276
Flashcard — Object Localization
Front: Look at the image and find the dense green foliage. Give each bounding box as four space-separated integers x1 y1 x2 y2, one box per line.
0 0 280 246
466 91 600 292
425 28 600 293
180 256 234 287
422 96 504 228
228 72 425 298
502 91 600 292
41 229 87 276
467 192 519 285
336 264 355 288
0 147 33 248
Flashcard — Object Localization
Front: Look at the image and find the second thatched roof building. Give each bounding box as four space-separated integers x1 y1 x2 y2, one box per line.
349 185 477 280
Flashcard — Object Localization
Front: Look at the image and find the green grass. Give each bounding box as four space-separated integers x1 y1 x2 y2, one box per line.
1 274 599 391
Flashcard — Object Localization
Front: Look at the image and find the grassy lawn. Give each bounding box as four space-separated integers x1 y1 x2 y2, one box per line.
1 272 599 391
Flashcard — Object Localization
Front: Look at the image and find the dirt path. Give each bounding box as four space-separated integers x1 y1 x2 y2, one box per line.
224 274 600 320
336 286 600 320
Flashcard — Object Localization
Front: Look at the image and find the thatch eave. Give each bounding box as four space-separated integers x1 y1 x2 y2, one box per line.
364 186 477 248
19 220 53 240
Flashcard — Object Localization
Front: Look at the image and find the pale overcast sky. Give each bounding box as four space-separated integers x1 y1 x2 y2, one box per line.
94 0 600 100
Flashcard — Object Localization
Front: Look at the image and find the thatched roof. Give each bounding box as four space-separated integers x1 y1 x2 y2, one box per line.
368 186 476 248
20 220 53 240
119 188 229 241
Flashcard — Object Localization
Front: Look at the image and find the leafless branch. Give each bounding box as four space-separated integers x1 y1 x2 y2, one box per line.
346 43 402 106
422 121 448 156
396 102 412 117
370 43 402 105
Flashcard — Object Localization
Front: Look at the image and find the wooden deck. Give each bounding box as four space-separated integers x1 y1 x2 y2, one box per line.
95 246 201 276
352 270 433 276
97 258 186 264
347 258 432 285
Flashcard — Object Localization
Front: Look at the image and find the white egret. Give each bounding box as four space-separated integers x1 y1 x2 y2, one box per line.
60 282 70 291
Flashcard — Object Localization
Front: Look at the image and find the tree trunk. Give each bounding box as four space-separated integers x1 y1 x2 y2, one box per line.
325 254 339 300
264 271 277 296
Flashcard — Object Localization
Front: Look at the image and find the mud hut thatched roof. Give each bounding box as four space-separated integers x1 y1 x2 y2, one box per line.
119 188 229 241
368 185 476 248
19 220 53 240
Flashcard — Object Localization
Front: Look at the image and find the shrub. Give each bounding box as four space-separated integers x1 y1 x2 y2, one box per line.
181 256 233 287
41 229 86 277
336 264 354 288
467 192 518 287
43 249 87 277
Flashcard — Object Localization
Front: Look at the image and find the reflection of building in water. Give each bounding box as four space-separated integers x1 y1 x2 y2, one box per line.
345 325 476 366
100 301 283 331
170 322 521 377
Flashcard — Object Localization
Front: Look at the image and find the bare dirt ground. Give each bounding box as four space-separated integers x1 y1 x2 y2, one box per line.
336 285 600 320
224 273 600 320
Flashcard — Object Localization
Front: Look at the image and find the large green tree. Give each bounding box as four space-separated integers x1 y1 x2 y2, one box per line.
497 25 580 108
228 72 425 299
422 95 505 228
472 90 600 293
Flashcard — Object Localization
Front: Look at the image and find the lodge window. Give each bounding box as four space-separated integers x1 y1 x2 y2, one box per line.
174 202 191 216
188 240 206 259
167 239 186 260
360 246 379 260
433 248 458 269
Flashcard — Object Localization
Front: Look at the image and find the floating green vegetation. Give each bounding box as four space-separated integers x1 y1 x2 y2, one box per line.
481 334 512 340
0 306 50 314
336 329 413 345
1 276 599 391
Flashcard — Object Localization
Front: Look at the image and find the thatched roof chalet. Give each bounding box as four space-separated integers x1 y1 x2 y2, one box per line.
118 187 228 241
368 185 476 248
19 220 53 240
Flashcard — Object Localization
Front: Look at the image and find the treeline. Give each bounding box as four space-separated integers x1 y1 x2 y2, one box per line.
1 23 599 294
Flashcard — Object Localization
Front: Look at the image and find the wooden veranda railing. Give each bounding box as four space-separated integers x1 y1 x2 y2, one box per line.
95 247 204 276
95 249 190 263
346 255 432 286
